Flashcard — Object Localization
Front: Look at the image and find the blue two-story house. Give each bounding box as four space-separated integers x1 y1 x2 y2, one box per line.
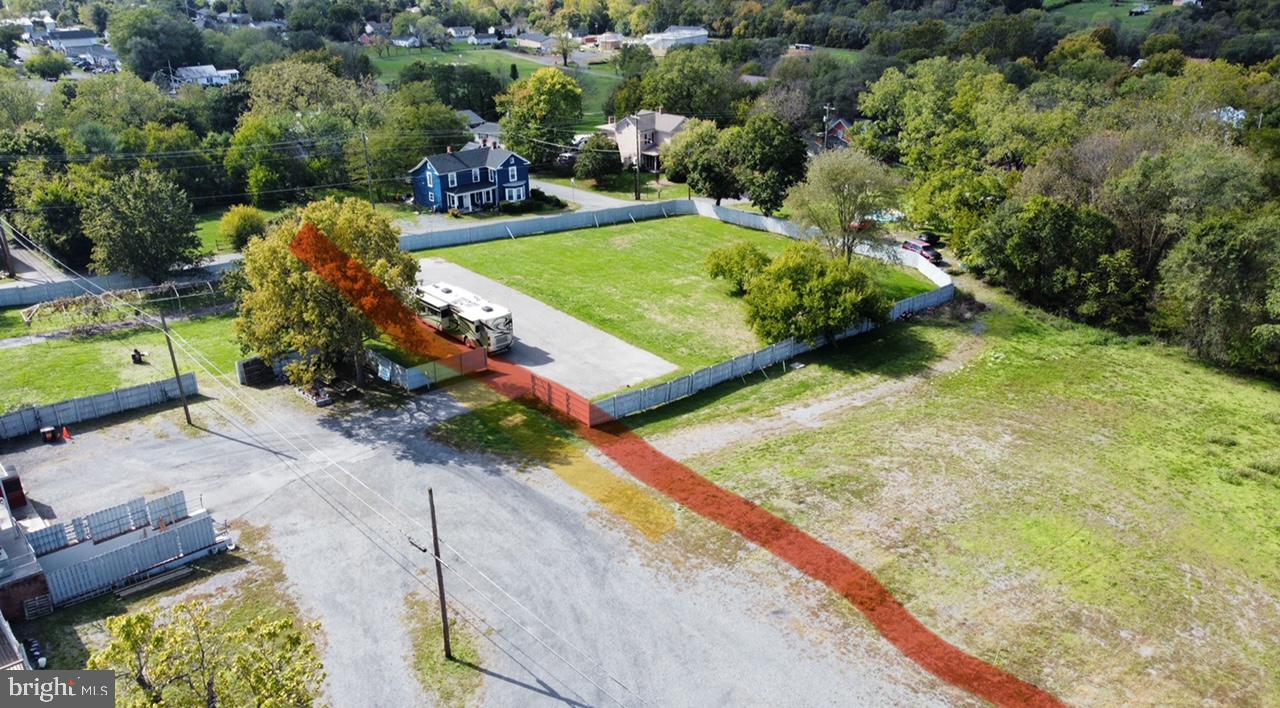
408 147 532 213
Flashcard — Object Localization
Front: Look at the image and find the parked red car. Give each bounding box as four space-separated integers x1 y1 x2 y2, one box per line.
901 239 943 265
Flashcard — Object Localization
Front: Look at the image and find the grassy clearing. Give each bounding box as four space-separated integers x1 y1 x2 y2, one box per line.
628 283 1280 704
368 45 620 131
426 216 933 371
403 592 485 707
195 205 287 254
0 313 239 412
1047 0 1180 30
16 523 307 671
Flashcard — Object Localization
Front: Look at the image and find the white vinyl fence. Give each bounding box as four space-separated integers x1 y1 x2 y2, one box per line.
405 199 959 423
365 347 488 391
0 373 198 439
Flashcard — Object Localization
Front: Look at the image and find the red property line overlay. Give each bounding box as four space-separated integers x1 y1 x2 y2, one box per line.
290 223 1062 707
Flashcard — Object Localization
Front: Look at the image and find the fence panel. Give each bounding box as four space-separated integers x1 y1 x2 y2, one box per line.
0 374 198 440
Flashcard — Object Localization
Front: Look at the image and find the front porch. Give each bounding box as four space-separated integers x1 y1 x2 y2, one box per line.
445 185 498 213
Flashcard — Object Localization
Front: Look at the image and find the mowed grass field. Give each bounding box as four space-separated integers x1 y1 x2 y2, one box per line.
622 282 1280 704
369 44 619 130
1047 0 1180 30
425 216 934 371
0 313 239 412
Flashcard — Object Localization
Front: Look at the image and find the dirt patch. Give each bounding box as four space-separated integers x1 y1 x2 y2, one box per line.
649 319 988 461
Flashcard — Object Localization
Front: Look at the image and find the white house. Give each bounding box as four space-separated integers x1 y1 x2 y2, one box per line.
596 32 625 50
173 65 240 87
468 33 500 46
391 35 421 48
446 26 475 38
642 25 707 57
598 110 689 172
515 32 554 53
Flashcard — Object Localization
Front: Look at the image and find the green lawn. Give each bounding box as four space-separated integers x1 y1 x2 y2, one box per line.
424 216 932 372
1047 0 1181 30
623 283 1280 705
369 44 620 131
0 313 239 412
195 205 286 254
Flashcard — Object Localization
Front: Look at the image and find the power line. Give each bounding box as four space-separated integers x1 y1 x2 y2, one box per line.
2 218 645 707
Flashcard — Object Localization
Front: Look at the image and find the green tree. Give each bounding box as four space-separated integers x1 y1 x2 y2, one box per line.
573 133 622 183
56 72 168 131
722 114 807 216
348 91 468 200
87 602 324 707
0 76 40 132
497 68 583 165
78 3 110 34
510 63 519 81
0 126 61 209
10 161 103 270
660 117 717 183
0 26 24 59
246 59 361 120
687 141 740 205
614 43 655 78
220 205 269 250
706 241 771 295
108 6 206 78
236 197 418 388
783 148 901 263
1155 212 1280 373
83 171 201 282
225 113 295 205
970 196 1120 317
744 241 888 344
638 47 736 119
25 49 71 80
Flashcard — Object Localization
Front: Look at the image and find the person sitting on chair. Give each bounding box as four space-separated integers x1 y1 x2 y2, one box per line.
131 348 145 364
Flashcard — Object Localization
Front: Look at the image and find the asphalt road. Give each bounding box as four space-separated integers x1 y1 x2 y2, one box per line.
2 380 959 706
417 258 676 398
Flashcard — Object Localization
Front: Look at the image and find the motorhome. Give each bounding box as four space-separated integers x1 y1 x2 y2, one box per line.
415 282 514 353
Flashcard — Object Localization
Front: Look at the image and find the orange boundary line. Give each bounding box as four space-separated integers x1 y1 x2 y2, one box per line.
290 223 1063 706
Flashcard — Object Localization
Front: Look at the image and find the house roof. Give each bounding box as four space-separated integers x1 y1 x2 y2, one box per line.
409 147 527 175
739 74 768 85
617 110 688 135
174 65 218 79
457 109 485 127
48 29 96 40
519 32 549 43
474 122 501 136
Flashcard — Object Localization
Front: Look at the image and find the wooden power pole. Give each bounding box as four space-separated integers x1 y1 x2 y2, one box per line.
428 488 453 659
159 311 193 425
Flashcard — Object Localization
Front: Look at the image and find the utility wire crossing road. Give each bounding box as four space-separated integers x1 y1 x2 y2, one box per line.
290 221 1063 707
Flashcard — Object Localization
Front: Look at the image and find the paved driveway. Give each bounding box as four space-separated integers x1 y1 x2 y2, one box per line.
417 257 676 397
528 178 632 211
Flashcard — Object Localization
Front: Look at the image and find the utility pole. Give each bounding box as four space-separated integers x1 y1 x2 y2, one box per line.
360 131 376 204
633 114 641 201
822 103 835 152
428 488 453 659
0 216 17 279
159 311 192 426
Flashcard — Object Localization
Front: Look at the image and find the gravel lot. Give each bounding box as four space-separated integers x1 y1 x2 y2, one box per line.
0 386 961 707
418 258 678 397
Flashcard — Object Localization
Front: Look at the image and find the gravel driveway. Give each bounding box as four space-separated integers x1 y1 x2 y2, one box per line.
2 390 957 707
417 258 676 397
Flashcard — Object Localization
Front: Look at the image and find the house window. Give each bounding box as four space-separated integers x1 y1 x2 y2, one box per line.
472 168 480 182
508 166 518 181
448 172 456 188
426 173 433 187
505 187 525 201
